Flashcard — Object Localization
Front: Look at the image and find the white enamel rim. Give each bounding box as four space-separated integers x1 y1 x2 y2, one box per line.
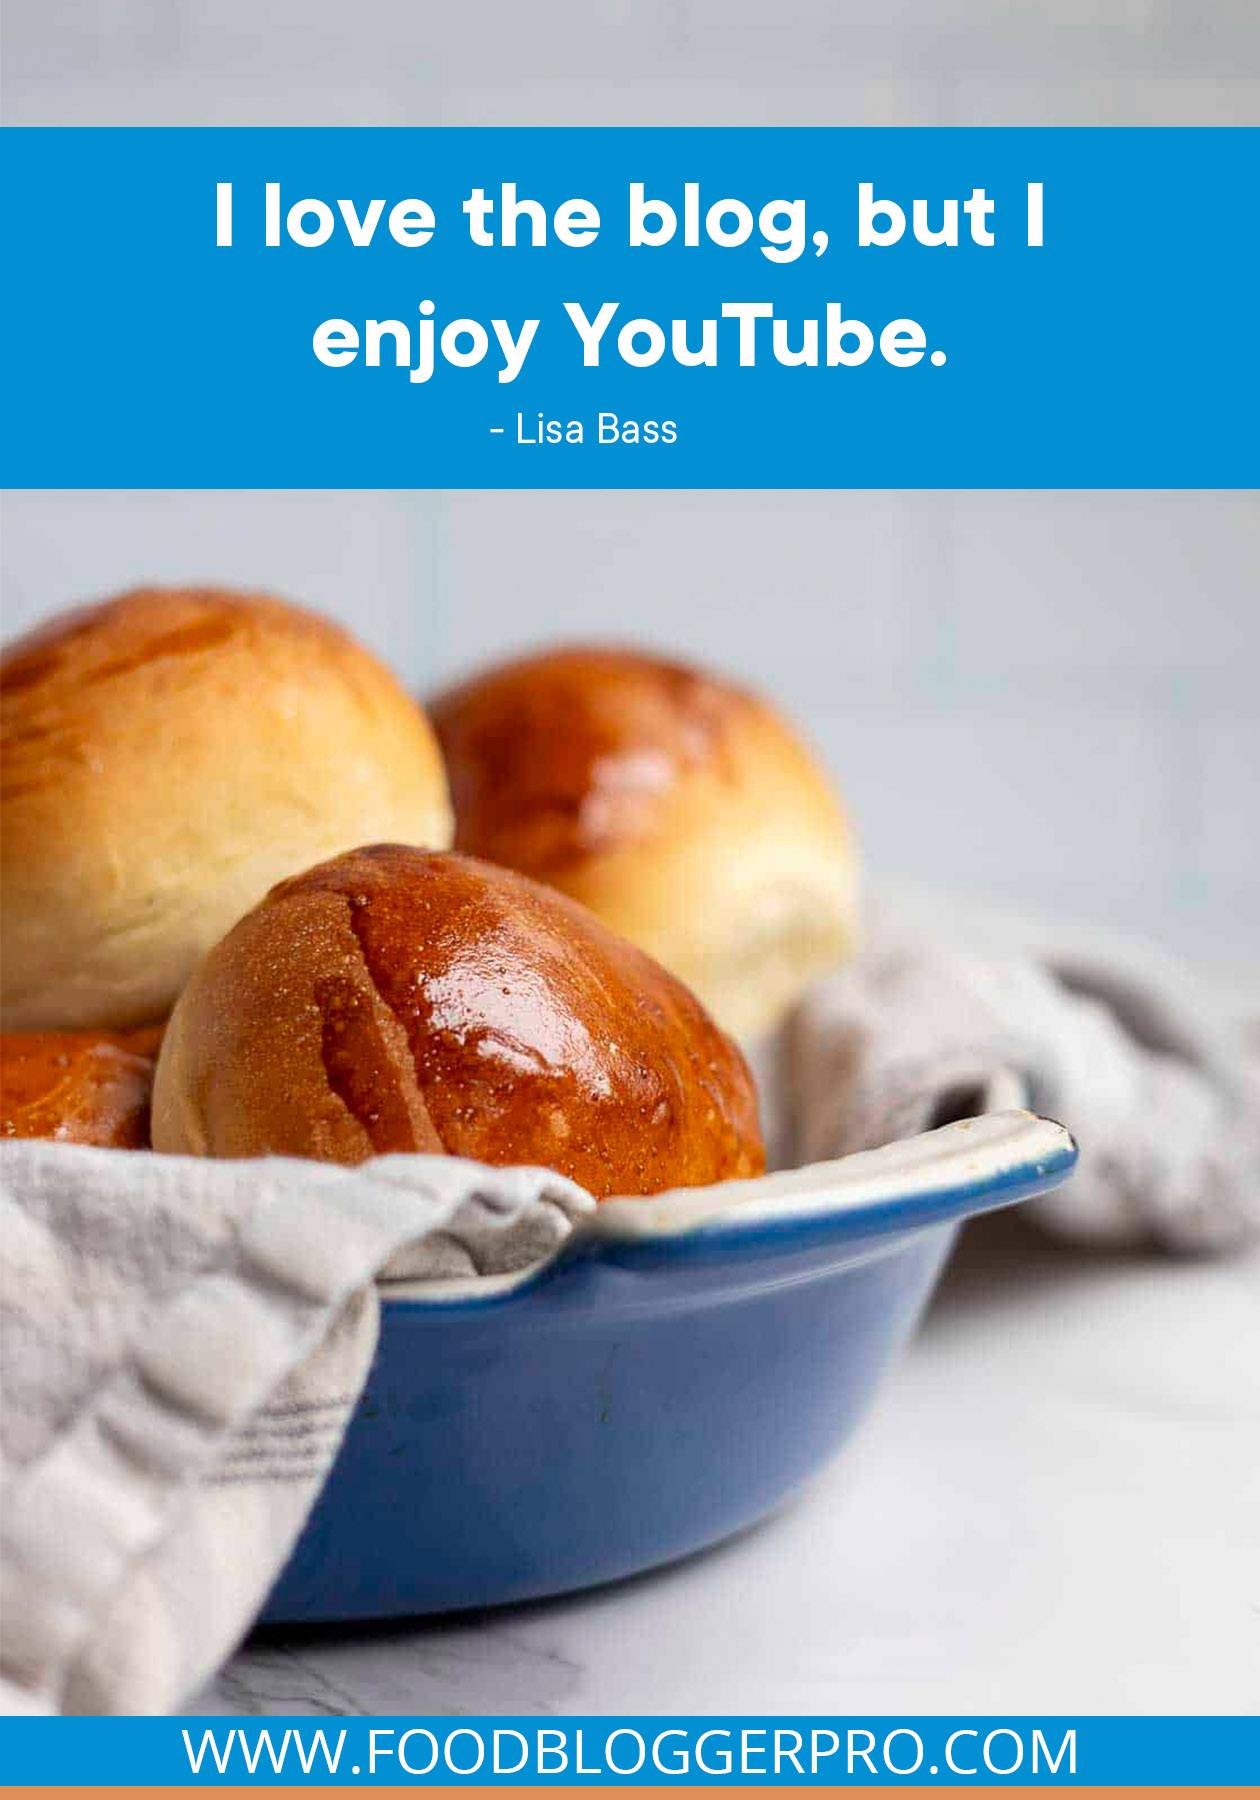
387 1110 1075 1303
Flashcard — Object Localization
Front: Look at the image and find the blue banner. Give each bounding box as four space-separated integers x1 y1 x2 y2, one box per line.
2 126 1256 487
0 1715 1256 1785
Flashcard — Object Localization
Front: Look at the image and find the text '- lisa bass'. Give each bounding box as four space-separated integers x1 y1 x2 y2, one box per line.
506 413 677 446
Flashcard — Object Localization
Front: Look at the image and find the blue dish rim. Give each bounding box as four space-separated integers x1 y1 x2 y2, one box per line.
382 1110 1079 1312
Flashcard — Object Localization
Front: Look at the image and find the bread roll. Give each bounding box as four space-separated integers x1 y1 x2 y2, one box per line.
1 1024 163 1149
432 646 856 1040
152 844 764 1196
1 589 452 1031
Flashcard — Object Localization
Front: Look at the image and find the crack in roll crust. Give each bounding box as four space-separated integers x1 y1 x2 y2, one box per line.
152 845 765 1197
1 589 453 1032
431 645 858 1041
313 967 443 1157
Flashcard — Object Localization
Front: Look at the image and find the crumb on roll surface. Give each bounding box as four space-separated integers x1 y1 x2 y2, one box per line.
152 845 765 1197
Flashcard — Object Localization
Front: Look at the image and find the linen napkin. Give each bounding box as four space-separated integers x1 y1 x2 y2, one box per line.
788 894 1260 1252
0 1145 592 1716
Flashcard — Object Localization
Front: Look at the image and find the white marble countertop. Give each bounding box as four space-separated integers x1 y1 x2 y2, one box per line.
202 1212 1260 1717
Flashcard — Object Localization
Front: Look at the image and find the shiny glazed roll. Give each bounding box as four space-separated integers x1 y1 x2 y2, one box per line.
1 589 453 1032
1 1025 163 1149
431 645 857 1040
151 845 765 1197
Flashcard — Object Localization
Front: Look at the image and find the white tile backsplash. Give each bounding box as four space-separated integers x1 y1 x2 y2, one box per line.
4 1 1258 125
1197 716 1260 889
3 487 1256 963
0 490 437 680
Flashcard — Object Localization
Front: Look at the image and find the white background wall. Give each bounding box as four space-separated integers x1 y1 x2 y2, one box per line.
5 488 1256 965
3 4 1257 964
5 1 1259 127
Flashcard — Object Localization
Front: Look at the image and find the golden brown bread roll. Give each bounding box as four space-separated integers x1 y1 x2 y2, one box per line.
431 645 857 1040
152 844 764 1197
1 1024 163 1149
1 589 452 1032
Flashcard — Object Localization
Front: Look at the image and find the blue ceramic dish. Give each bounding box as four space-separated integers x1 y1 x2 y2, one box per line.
262 1110 1076 1623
